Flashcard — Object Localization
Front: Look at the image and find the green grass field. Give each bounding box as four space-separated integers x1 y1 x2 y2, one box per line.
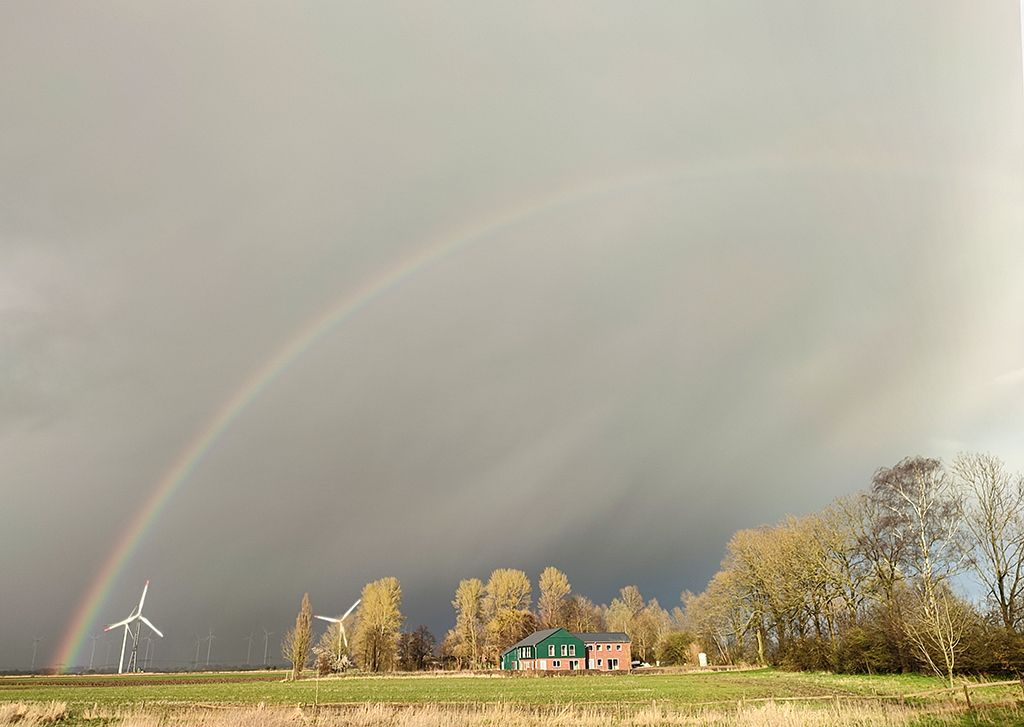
3 669 1024 726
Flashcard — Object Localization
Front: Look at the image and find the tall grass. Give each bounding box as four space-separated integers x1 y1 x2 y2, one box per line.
12 701 983 727
0 701 67 725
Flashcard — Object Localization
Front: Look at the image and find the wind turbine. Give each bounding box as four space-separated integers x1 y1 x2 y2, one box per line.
204 627 216 667
244 633 254 667
88 634 100 671
193 634 203 671
30 636 41 672
314 599 360 666
262 628 273 666
104 581 163 673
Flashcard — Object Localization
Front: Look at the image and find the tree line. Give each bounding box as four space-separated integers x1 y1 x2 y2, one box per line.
281 452 1024 682
281 569 695 676
683 452 1024 685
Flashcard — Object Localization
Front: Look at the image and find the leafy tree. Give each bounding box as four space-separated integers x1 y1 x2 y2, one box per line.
352 577 404 672
450 578 486 668
537 567 572 630
281 593 313 680
483 569 533 662
604 587 670 664
656 630 697 666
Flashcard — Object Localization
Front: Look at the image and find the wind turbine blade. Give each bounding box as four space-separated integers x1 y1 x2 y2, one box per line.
137 581 150 612
342 599 361 620
105 616 135 631
314 615 340 623
139 616 164 638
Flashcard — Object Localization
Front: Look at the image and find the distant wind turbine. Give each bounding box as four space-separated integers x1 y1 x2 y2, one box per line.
31 636 41 672
104 581 163 674
262 628 273 666
244 633 254 667
88 634 100 671
193 634 203 671
314 599 360 666
204 627 216 667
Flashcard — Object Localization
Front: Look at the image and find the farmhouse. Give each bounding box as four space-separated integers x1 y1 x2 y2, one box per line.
500 628 631 671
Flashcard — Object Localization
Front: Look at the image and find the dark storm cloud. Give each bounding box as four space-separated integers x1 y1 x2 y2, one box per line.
1 2 1022 670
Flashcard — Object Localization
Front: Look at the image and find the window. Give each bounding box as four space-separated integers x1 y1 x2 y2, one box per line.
561 644 567 656
597 659 602 666
568 644 575 656
596 644 602 651
617 644 622 650
552 660 561 668
549 645 555 656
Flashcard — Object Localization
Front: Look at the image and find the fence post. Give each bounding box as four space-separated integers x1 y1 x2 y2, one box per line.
963 685 972 710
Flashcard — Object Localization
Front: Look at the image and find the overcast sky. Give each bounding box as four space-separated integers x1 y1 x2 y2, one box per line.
2 2 1023 672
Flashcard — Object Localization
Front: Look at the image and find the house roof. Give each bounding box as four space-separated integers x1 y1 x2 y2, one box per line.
573 632 630 643
500 628 578 656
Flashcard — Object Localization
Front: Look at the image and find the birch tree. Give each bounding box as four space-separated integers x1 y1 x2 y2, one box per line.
952 452 1024 632
871 456 965 685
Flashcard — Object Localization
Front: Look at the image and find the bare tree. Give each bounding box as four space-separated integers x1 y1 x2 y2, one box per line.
951 452 1024 632
398 625 436 671
313 619 351 675
562 595 606 633
903 583 975 687
871 456 965 685
281 593 313 680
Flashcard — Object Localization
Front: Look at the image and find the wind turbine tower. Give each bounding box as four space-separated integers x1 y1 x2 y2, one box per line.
244 633 254 667
204 627 216 668
30 636 41 672
88 635 100 671
104 581 163 673
262 628 273 666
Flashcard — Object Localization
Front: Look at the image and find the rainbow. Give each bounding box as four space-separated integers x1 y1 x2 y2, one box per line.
53 153 871 670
